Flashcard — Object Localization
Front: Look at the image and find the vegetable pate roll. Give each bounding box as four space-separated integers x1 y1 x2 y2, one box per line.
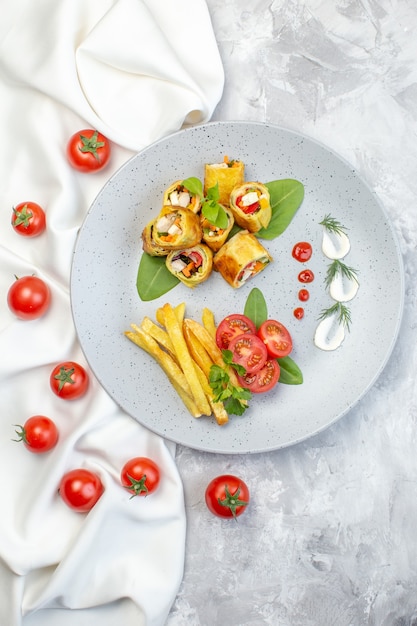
213 230 273 288
152 207 202 250
163 180 201 213
166 244 213 287
141 219 168 256
229 182 271 232
201 204 234 252
204 157 245 205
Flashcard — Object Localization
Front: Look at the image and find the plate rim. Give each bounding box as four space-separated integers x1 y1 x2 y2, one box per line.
71 120 405 454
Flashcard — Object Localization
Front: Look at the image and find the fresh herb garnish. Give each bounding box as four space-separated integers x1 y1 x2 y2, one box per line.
209 350 251 416
182 177 229 229
319 214 348 236
324 259 359 289
318 301 352 331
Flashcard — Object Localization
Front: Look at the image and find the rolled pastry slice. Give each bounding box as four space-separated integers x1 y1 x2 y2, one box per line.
166 244 213 288
163 180 201 213
152 207 202 250
201 204 234 252
229 182 271 232
204 157 245 205
213 230 273 288
141 219 168 256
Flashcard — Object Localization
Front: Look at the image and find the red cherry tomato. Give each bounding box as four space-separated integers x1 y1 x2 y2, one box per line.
13 415 59 453
228 332 268 374
257 319 293 358
205 474 250 519
7 275 51 320
59 469 104 512
215 314 256 350
238 359 280 394
120 457 160 497
11 202 46 237
66 129 111 173
50 361 89 400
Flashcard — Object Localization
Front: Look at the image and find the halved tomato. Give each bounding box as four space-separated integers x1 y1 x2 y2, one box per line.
258 319 293 358
215 314 256 350
228 332 267 374
238 359 280 394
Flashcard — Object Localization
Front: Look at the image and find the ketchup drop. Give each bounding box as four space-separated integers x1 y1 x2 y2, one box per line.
298 269 314 284
298 288 309 302
292 241 313 263
294 307 304 320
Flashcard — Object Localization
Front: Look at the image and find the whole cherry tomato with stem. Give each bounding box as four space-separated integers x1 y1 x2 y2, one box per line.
120 457 160 498
11 202 46 237
59 469 104 512
7 275 51 320
50 361 89 400
13 415 59 453
66 129 111 173
205 474 250 519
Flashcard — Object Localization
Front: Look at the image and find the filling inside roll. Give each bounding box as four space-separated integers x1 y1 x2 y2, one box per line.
163 181 201 213
213 230 273 288
153 208 202 250
166 244 213 287
230 182 271 232
141 219 168 256
201 205 234 252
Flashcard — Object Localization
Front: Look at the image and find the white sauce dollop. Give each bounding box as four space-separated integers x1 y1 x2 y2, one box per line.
329 270 359 302
314 220 359 351
321 229 350 259
314 313 346 351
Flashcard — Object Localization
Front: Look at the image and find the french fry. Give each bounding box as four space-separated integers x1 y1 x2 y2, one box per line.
183 323 213 378
174 302 186 325
183 318 223 366
162 303 211 415
193 361 228 426
138 318 175 358
156 302 185 327
202 307 216 339
183 318 240 386
125 327 201 417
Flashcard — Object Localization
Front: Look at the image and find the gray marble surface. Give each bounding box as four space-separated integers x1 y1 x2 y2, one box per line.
167 1 417 624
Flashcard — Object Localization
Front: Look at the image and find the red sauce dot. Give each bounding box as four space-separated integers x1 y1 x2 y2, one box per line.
292 241 313 262
294 307 304 320
298 269 315 284
298 288 309 302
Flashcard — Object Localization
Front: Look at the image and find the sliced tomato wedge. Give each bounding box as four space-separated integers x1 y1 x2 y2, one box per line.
238 359 280 394
258 319 293 358
228 332 268 374
215 314 256 350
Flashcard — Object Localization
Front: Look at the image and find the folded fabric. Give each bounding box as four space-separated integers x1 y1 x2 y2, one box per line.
0 0 224 151
0 1 224 624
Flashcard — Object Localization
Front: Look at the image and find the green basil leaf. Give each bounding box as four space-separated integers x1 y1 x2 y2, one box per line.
244 288 268 329
136 254 179 301
257 179 304 240
182 176 203 197
277 355 303 385
202 200 219 224
206 183 220 202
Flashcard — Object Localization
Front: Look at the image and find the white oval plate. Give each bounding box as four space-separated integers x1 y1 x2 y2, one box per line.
70 121 404 454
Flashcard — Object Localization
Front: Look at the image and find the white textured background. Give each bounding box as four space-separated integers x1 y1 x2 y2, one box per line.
167 1 417 624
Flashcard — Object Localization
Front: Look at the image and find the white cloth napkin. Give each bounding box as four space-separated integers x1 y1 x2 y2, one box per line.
0 1 224 625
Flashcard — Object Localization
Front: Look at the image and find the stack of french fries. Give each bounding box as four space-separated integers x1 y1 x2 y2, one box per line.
125 303 239 425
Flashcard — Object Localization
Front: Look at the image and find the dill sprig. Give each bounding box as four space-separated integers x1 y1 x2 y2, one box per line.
318 301 352 331
319 214 348 236
324 259 359 289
